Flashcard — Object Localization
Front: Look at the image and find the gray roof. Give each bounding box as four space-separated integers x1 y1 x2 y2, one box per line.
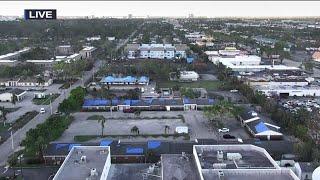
53 146 109 180
162 154 200 180
107 164 158 180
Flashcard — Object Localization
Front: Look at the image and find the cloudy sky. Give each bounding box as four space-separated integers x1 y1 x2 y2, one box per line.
1 1 320 18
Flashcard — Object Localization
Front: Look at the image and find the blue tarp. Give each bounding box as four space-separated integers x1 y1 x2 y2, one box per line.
55 143 68 150
148 141 161 149
100 140 113 146
101 76 149 84
83 99 108 106
255 122 269 133
208 99 215 104
126 147 144 154
187 57 194 63
183 98 190 104
68 144 81 151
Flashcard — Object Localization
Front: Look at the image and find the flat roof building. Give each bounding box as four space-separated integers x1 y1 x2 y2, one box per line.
193 144 299 180
53 146 111 180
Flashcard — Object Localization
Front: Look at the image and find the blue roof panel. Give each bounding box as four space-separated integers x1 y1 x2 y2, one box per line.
148 141 161 149
68 144 81 151
126 147 144 154
100 140 113 146
255 122 269 133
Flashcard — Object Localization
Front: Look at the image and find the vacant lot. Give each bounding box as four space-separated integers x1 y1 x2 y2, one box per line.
57 112 187 142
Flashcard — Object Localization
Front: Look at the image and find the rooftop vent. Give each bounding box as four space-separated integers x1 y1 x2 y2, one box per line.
80 155 87 163
217 151 223 161
90 168 98 177
227 153 242 161
218 170 225 180
181 152 189 161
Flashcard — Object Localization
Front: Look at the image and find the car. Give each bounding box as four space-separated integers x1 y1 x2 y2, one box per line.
54 111 62 115
223 134 235 139
230 89 238 93
218 128 230 133
40 108 46 114
123 108 135 113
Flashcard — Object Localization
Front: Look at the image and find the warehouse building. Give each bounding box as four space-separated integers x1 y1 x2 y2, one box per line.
0 88 26 102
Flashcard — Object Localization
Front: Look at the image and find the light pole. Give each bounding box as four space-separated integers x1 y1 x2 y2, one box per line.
18 154 24 179
50 99 53 115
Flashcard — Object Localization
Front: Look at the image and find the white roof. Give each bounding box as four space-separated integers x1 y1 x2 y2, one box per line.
26 60 55 63
81 46 96 51
0 60 17 63
256 130 283 136
313 166 320 180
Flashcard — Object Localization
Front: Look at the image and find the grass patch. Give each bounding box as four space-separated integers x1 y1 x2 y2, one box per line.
157 80 221 91
74 133 190 142
32 94 60 105
87 115 105 120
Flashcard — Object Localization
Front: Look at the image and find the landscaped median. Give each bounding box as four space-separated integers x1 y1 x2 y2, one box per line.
0 111 38 145
74 133 190 142
32 94 60 105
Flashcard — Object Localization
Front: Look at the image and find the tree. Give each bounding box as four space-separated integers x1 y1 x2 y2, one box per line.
131 126 139 135
164 125 170 134
98 118 106 137
11 94 17 105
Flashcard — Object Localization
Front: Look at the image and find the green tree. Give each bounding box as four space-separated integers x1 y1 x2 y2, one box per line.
98 118 106 137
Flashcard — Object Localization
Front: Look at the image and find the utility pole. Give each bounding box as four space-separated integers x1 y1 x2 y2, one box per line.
50 99 53 115
11 131 14 151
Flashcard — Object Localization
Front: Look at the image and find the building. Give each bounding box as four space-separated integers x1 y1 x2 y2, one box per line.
312 51 320 62
100 76 149 86
53 146 111 180
0 88 26 102
82 98 214 111
254 85 320 97
79 46 97 59
179 71 199 82
238 110 283 140
0 77 53 87
56 45 73 56
125 44 188 60
208 48 299 72
191 144 299 180
0 47 31 60
26 60 55 69
185 32 205 42
0 60 18 67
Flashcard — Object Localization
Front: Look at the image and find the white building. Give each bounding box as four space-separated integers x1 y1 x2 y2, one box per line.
191 145 299 180
56 45 73 55
0 47 31 60
53 146 111 180
79 46 97 59
126 44 188 59
0 89 26 102
179 71 199 81
254 85 320 97
209 48 300 72
0 60 18 67
0 77 53 87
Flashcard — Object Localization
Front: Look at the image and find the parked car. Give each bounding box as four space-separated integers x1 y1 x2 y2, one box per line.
123 109 135 113
40 108 46 114
54 111 62 115
230 89 239 93
218 128 230 133
223 134 235 139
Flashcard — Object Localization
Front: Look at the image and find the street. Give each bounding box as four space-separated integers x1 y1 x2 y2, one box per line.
0 60 102 166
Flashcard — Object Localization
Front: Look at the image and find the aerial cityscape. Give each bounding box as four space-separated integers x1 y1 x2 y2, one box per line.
1 1 320 180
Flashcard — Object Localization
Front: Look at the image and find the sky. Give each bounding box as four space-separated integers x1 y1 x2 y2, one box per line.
1 1 320 18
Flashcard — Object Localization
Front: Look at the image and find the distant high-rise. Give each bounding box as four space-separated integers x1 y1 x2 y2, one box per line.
128 14 133 19
188 13 194 18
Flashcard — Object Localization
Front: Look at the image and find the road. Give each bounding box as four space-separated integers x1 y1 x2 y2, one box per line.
115 23 144 51
0 60 102 166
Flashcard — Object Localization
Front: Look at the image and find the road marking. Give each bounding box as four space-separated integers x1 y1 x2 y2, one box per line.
2 166 9 174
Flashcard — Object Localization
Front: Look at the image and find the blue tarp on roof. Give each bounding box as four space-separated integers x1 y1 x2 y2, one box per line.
100 140 113 146
183 98 190 104
83 99 108 106
139 76 149 83
126 147 144 154
68 144 81 151
55 143 68 150
208 99 215 104
255 122 269 133
148 141 161 149
187 57 194 63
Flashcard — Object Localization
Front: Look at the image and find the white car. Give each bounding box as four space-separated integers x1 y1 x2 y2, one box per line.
40 108 46 114
218 128 230 133
230 89 238 93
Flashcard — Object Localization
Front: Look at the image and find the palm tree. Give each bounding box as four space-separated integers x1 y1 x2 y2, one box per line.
0 106 7 126
164 125 170 134
131 126 139 135
98 118 106 137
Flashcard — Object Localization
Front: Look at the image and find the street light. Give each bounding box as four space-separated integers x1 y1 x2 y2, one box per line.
18 154 24 179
